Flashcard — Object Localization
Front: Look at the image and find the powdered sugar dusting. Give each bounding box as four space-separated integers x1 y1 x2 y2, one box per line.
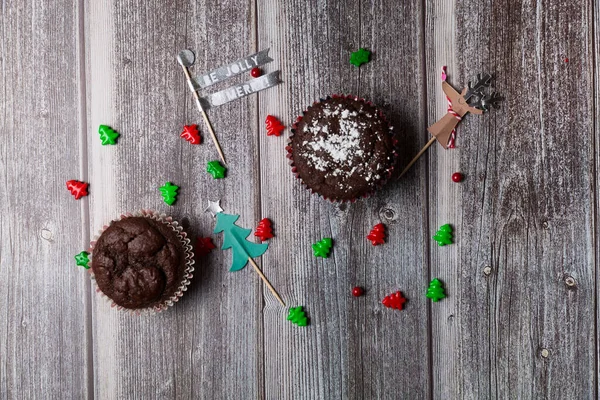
298 101 380 183
291 97 396 199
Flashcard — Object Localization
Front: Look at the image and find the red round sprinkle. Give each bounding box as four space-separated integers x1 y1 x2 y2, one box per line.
564 58 569 63
451 172 464 183
250 67 262 78
352 287 364 297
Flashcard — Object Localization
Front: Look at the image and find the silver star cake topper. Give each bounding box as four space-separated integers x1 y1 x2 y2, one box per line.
204 200 223 217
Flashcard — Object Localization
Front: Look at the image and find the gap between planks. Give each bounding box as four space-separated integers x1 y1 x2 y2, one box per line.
76 0 94 397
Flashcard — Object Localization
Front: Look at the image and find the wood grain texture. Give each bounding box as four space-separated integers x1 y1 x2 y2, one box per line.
0 1 91 398
595 0 600 396
257 1 430 398
2 0 599 398
86 0 261 398
426 0 597 399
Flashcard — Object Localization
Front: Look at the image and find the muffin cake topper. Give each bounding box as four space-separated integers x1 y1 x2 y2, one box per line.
177 49 281 165
398 71 503 178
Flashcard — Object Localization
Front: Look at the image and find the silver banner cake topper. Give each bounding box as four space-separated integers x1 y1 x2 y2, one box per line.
194 49 274 89
199 71 281 110
176 48 282 164
182 48 281 110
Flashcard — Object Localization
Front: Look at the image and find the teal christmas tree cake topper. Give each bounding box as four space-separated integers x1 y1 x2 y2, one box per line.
214 212 268 271
213 210 285 307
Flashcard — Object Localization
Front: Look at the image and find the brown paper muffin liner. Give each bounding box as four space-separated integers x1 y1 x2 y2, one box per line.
87 209 195 315
286 94 398 203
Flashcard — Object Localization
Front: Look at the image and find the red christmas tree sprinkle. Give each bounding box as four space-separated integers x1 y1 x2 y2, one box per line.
196 237 216 257
66 180 89 200
254 218 274 242
366 223 386 246
265 115 285 137
382 291 406 310
180 124 201 145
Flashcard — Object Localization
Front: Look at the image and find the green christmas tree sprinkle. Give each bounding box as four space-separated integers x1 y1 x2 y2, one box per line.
432 224 453 246
350 48 371 67
426 278 446 302
287 306 309 326
98 125 120 145
159 182 179 205
75 251 90 269
207 160 226 179
312 238 333 258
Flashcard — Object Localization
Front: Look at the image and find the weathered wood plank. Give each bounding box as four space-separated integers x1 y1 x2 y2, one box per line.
0 1 91 398
595 0 600 397
86 1 261 398
426 0 596 399
258 1 430 398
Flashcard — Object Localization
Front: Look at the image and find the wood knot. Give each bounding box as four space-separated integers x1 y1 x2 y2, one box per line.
542 220 550 230
379 207 397 222
40 229 54 242
564 275 577 287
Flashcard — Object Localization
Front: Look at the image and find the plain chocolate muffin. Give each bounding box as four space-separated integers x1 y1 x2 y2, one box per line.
288 95 396 201
91 216 187 309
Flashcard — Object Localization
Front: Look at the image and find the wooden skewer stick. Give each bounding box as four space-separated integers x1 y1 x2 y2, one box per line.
177 50 227 165
398 136 437 179
248 257 286 307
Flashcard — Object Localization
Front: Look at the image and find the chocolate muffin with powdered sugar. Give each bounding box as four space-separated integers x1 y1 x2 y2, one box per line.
287 95 397 201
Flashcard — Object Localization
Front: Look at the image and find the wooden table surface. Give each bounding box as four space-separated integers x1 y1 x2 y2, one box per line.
1 1 598 399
